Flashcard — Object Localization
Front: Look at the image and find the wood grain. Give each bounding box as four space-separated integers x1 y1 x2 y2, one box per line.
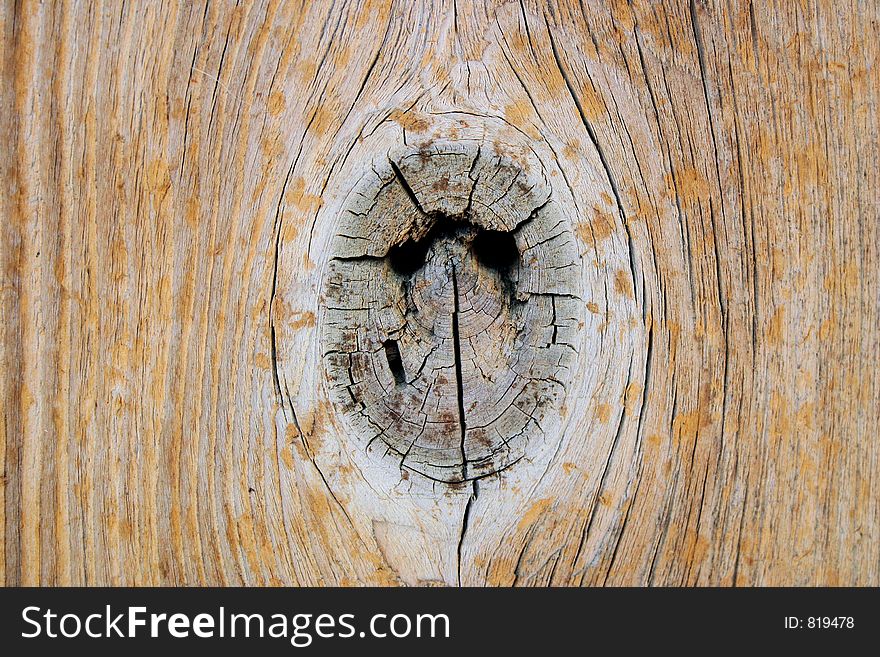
2 0 878 586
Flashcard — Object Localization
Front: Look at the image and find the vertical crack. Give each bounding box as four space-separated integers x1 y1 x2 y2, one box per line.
457 479 478 586
464 145 481 217
451 264 468 482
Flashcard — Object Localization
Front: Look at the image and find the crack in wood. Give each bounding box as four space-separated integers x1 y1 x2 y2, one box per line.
451 264 468 482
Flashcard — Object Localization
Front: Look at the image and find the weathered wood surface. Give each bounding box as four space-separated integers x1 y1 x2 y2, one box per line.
2 0 878 586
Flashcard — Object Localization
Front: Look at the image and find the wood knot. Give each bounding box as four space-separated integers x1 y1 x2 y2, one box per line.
321 139 583 483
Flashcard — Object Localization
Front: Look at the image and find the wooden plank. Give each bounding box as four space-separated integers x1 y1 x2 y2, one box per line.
1 0 877 586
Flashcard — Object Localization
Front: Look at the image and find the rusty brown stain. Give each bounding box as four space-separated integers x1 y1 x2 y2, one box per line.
268 91 285 115
666 165 709 209
613 269 634 299
389 109 430 132
517 498 554 531
768 306 785 345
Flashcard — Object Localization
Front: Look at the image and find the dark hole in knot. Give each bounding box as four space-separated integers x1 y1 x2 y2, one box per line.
471 229 519 271
388 235 431 276
388 218 519 282
383 339 406 385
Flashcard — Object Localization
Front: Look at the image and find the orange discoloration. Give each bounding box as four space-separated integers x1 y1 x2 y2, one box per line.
576 207 616 246
280 445 294 470
672 411 703 441
796 400 816 432
431 175 450 192
267 91 285 116
591 208 616 240
289 311 316 331
518 498 554 531
147 158 171 194
576 83 605 121
333 46 351 69
562 139 581 159
389 109 430 132
666 165 709 209
299 401 331 454
614 269 634 298
507 26 529 54
768 306 785 345
284 178 324 220
310 105 334 137
625 383 642 408
185 196 200 227
281 221 299 243
296 58 317 81
503 100 542 140
260 136 283 160
770 392 791 439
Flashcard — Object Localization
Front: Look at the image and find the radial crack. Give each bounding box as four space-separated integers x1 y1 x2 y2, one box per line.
451 264 468 481
389 159 429 215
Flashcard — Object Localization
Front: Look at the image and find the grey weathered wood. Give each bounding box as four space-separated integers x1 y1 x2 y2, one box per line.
323 137 581 483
